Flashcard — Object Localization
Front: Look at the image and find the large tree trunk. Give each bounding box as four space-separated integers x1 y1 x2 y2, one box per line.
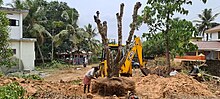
36 42 45 65
165 10 171 70
113 3 124 76
94 2 142 78
165 32 170 68
117 2 142 73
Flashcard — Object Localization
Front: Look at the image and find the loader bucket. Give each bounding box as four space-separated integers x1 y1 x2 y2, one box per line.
140 68 150 76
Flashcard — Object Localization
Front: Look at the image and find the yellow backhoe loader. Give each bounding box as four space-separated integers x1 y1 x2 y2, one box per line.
98 36 150 77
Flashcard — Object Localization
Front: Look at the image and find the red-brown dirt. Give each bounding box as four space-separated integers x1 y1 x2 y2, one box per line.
1 65 220 99
135 73 216 99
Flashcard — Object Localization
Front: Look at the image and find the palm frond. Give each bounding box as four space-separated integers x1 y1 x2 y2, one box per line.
53 30 68 47
32 24 52 39
210 12 220 21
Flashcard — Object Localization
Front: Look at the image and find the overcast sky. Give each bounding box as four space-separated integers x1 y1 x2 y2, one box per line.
3 0 220 43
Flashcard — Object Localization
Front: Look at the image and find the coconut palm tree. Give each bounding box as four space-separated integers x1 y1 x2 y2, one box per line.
83 24 100 54
53 9 89 64
194 8 220 38
6 0 27 9
79 24 100 64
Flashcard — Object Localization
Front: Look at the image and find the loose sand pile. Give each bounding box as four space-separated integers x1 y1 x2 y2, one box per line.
135 73 216 99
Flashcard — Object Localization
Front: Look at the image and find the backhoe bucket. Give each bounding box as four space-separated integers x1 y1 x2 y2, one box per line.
140 68 150 76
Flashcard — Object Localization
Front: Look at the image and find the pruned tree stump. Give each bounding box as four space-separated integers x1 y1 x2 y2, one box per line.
91 77 135 96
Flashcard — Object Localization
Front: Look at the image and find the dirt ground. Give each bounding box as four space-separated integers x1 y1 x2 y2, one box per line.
1 64 220 99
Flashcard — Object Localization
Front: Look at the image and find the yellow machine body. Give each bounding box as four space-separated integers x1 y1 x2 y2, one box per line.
99 37 145 77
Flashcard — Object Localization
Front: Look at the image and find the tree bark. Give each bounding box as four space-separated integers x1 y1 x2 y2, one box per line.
51 29 54 61
165 10 171 70
126 2 141 45
51 41 54 60
94 2 142 78
94 12 113 77
113 3 124 76
118 2 142 69
36 42 45 65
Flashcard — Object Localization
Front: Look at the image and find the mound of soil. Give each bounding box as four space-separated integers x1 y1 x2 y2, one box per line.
91 77 135 96
0 77 84 98
135 73 216 99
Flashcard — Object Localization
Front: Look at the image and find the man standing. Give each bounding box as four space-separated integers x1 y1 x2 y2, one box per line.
83 67 99 93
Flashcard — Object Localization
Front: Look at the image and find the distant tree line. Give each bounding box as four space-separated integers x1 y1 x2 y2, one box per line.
5 0 101 64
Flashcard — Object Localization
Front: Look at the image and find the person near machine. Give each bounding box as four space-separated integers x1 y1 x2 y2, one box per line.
83 66 99 93
190 65 200 76
169 68 178 76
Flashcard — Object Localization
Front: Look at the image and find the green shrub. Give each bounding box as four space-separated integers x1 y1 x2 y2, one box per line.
44 60 66 69
0 72 4 77
90 56 99 64
0 82 25 99
71 79 82 85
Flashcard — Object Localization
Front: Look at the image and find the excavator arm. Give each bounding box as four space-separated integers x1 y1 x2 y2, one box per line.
98 37 149 77
120 37 148 76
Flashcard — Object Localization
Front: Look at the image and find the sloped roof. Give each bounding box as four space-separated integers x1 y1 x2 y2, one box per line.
0 7 28 13
205 25 220 33
192 41 220 51
0 7 29 19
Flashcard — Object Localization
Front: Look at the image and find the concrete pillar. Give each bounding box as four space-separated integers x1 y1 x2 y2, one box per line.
196 50 199 56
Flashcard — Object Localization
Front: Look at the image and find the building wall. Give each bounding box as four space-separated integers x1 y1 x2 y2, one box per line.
6 12 22 39
10 41 20 59
206 32 219 41
10 41 35 71
2 8 36 71
21 41 35 70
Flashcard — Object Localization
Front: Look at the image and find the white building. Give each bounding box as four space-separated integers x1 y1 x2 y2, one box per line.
190 25 220 60
0 7 36 71
205 25 220 41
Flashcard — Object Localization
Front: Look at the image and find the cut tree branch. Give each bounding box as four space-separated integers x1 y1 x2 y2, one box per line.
118 2 142 69
126 2 141 45
111 3 125 77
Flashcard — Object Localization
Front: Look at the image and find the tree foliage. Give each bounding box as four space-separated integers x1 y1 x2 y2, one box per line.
143 19 198 58
6 0 101 64
80 24 100 54
6 0 27 9
168 19 198 58
142 33 165 57
0 12 14 67
140 0 198 67
0 0 3 6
